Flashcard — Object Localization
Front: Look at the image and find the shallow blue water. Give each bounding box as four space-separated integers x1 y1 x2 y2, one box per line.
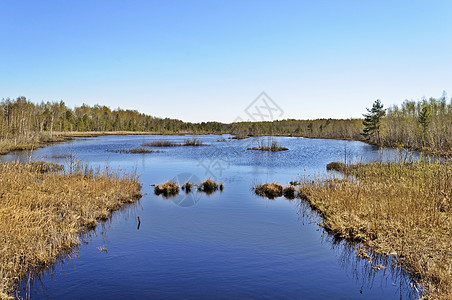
3 135 418 299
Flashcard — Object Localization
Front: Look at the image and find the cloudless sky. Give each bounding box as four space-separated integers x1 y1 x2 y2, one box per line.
1 0 451 122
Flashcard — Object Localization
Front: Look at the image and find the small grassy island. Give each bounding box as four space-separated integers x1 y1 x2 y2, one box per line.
142 137 206 147
154 179 224 197
247 146 288 151
106 147 161 154
0 161 141 298
247 139 288 152
254 183 296 199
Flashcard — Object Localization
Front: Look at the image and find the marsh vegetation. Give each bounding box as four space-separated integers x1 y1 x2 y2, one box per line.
254 183 297 199
247 138 288 152
308 160 451 298
0 161 141 298
154 179 223 197
142 137 206 148
198 179 224 194
154 181 180 197
106 147 160 154
258 159 452 298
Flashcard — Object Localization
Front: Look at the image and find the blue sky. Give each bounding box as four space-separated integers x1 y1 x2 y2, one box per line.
0 0 451 122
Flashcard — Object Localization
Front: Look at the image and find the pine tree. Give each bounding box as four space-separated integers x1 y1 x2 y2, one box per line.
362 99 386 144
418 104 431 146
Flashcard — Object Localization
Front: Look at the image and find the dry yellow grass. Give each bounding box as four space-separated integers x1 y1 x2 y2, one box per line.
0 161 141 299
254 183 284 199
298 160 451 299
154 181 180 197
198 179 223 194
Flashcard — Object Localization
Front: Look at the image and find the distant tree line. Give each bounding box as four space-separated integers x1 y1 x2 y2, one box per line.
1 94 451 155
0 97 363 139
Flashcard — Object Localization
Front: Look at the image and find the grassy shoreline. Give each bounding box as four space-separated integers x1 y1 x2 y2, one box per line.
0 135 74 155
298 160 451 299
0 162 142 299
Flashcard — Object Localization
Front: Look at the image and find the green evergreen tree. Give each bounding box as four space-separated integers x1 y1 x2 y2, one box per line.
362 99 386 144
418 104 432 146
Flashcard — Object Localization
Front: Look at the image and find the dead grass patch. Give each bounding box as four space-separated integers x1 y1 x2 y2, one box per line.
154 181 180 197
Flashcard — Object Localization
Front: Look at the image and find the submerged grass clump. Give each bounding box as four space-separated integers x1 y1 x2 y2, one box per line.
247 140 288 152
254 183 297 199
198 179 223 194
155 179 224 197
282 185 296 199
107 148 160 154
254 183 283 199
181 181 193 193
183 137 205 146
298 160 452 298
154 181 180 197
142 140 179 147
229 135 249 140
142 137 206 147
0 161 142 298
247 146 288 151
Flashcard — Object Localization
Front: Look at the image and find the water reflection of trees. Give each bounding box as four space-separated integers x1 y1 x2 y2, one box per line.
296 199 421 299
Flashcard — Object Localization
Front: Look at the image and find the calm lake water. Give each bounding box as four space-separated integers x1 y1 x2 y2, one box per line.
2 135 418 299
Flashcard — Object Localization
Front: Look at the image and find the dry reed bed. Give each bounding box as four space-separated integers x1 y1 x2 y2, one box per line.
0 162 141 299
298 160 451 299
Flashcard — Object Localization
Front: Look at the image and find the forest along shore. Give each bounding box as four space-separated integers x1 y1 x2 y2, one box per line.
1 94 451 156
0 161 142 299
297 160 452 299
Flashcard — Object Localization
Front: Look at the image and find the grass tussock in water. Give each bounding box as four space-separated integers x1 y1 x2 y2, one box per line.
282 185 296 199
155 179 224 197
254 183 297 199
181 181 193 192
142 140 179 147
154 181 180 197
247 146 288 151
107 148 160 154
247 139 288 152
229 135 249 140
298 160 452 298
183 137 205 146
142 137 206 147
198 179 223 194
0 161 142 298
254 183 283 199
